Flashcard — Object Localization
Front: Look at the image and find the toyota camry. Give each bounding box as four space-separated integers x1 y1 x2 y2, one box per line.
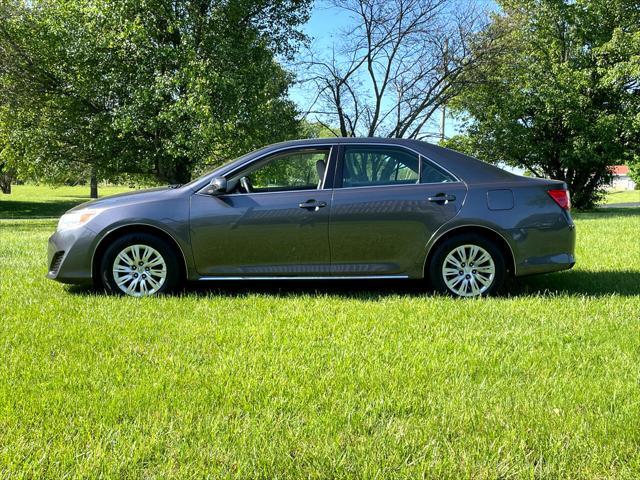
47 138 576 298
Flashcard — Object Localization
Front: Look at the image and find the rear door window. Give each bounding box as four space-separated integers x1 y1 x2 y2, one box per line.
341 146 419 188
339 146 456 187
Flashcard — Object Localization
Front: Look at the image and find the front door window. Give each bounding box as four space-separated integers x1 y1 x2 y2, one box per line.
230 149 330 193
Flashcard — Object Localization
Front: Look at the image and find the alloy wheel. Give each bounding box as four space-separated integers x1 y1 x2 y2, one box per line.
112 244 167 297
441 244 496 297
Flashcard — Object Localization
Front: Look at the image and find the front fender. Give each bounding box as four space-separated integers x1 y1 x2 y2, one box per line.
86 198 196 280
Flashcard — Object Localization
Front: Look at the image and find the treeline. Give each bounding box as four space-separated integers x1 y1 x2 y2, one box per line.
444 0 640 208
1 0 639 208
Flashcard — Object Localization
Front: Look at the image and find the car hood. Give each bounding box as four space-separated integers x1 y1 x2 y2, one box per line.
68 187 175 212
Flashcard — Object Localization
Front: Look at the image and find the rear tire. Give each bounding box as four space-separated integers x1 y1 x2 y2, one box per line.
428 234 506 298
100 233 181 297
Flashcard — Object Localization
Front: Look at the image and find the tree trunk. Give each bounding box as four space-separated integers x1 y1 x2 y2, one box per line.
160 156 192 185
0 171 13 194
0 179 11 194
90 167 98 198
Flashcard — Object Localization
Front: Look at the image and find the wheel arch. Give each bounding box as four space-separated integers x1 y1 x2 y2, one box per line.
423 225 516 278
91 223 188 284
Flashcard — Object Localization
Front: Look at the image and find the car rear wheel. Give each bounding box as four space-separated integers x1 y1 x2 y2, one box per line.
100 233 180 297
428 234 506 298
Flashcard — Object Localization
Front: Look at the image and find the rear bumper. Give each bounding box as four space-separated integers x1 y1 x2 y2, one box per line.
516 252 576 276
510 218 576 277
47 228 95 284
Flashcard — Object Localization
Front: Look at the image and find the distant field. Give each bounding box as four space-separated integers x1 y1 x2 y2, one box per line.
1 185 639 478
604 189 640 205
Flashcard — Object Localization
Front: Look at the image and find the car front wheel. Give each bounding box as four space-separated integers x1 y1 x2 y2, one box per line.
428 234 506 298
100 233 180 297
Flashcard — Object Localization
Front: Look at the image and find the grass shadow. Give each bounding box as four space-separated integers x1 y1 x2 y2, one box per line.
67 279 429 300
67 270 640 299
512 270 640 297
0 199 88 219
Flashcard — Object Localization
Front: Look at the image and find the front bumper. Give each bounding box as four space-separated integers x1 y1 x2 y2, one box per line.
47 227 96 284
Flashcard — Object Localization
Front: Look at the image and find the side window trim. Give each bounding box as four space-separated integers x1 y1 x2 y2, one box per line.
334 144 462 190
195 143 461 195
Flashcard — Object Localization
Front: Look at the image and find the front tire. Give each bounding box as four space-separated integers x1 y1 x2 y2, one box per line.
428 234 506 298
100 233 181 297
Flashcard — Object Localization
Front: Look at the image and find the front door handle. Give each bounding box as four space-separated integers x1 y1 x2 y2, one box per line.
428 193 457 204
299 200 327 211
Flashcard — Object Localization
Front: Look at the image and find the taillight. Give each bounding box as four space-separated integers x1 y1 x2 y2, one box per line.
547 189 571 210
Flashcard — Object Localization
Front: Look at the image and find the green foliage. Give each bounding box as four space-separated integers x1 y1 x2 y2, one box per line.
628 155 640 188
0 115 16 193
1 185 640 477
629 162 640 188
299 120 339 139
0 0 311 187
448 0 640 209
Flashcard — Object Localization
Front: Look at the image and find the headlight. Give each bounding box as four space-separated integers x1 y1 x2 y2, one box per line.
57 208 104 232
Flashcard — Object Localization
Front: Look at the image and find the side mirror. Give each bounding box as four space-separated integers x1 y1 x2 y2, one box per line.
204 176 227 196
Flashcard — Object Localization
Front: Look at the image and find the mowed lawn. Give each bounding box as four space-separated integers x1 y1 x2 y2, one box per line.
605 189 640 205
1 185 639 479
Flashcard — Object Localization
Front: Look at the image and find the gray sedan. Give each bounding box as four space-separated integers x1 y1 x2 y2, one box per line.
47 138 576 298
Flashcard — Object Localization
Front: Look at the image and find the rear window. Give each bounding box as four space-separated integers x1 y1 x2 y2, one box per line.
421 159 457 184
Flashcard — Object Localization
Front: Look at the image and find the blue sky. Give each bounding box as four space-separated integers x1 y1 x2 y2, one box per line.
290 1 524 174
287 1 352 113
288 1 463 138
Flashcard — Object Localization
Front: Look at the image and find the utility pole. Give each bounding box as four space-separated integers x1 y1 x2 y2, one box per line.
440 38 448 142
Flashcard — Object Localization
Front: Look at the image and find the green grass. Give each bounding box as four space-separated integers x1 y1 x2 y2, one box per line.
604 189 640 205
1 186 639 479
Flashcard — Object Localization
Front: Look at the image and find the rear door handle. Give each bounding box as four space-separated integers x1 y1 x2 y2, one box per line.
428 194 456 204
299 200 327 211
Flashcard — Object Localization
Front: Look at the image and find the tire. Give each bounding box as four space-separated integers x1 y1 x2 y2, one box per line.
428 233 506 298
99 233 181 297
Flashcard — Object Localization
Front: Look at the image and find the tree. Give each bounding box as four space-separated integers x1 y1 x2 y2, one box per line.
299 120 339 138
0 0 310 197
297 0 493 139
0 115 13 193
629 159 640 188
0 152 15 194
600 25 640 191
445 0 640 209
